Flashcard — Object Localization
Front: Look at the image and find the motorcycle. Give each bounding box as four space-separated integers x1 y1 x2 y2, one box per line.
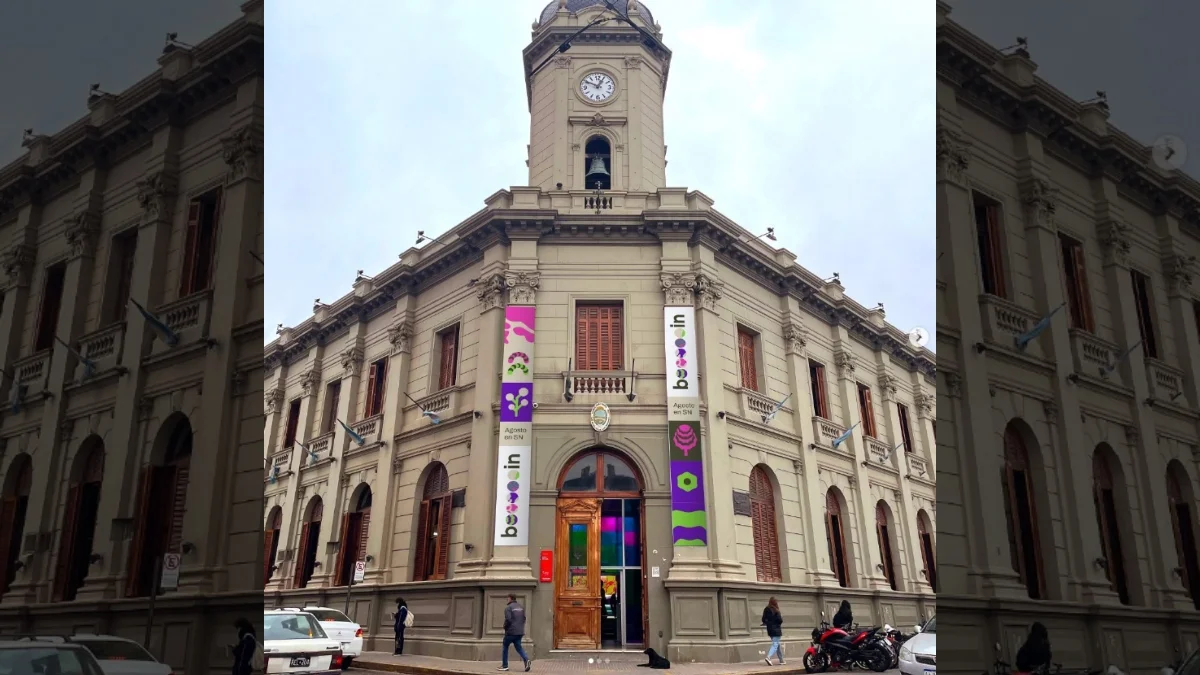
803 620 891 673
880 623 915 669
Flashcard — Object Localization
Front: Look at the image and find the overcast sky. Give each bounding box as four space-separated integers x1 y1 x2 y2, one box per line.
265 0 936 347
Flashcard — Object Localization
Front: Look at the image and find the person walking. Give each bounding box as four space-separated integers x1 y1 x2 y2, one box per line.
761 597 785 666
1015 622 1052 674
231 618 257 675
499 594 531 672
394 598 409 655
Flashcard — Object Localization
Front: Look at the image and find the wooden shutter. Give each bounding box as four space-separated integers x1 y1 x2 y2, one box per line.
0 499 17 595
737 329 758 391
357 509 371 562
126 468 154 597
810 362 828 419
335 513 352 585
365 364 379 417
284 400 300 448
438 328 458 390
875 504 895 589
897 404 913 453
294 523 311 588
114 231 138 322
325 381 341 433
859 386 876 437
200 189 221 290
1069 242 1094 331
263 528 276 585
412 500 430 581
35 264 66 351
984 204 1007 299
179 200 202 297
165 464 186 552
435 495 452 579
749 468 780 582
576 304 623 371
371 360 388 416
52 487 82 601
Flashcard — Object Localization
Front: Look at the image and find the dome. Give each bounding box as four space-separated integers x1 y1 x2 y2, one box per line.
539 0 654 27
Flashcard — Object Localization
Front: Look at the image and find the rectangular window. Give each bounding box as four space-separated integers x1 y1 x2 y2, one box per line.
973 193 1006 298
897 403 914 454
575 303 624 371
34 262 68 351
736 326 759 391
283 399 301 449
105 229 138 324
364 358 388 417
809 360 829 419
1130 270 1159 359
179 188 222 297
323 380 341 433
1058 234 1094 332
857 383 877 438
437 325 459 390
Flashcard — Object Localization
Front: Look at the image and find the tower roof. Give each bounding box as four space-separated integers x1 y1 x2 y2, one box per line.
539 0 654 26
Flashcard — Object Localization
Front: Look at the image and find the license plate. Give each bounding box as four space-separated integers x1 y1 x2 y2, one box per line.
925 669 936 675
289 656 311 667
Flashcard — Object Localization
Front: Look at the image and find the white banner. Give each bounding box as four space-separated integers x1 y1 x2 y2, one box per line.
494 444 531 545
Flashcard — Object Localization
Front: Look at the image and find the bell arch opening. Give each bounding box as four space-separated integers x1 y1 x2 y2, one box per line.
584 136 612 190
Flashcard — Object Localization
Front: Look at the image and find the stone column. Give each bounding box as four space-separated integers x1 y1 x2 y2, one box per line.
78 127 182 601
454 248 509 578
936 120 1026 598
363 303 415 584
912 389 936 477
1161 246 1200 407
879 367 922 593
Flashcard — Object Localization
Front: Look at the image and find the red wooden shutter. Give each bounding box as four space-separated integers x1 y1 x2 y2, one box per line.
575 305 623 371
166 464 187 552
52 487 82 601
365 364 379 417
875 504 891 587
374 359 388 415
810 362 828 419
126 468 154 597
179 200 202 297
0 499 17 594
201 189 222 290
576 306 594 370
335 513 352 585
325 381 341 433
435 495 452 579
897 404 913 453
358 509 371 562
439 328 458 390
749 468 780 582
263 528 276 585
412 500 430 581
294 523 311 588
858 386 875 437
284 401 300 448
737 329 758 391
1070 243 1094 332
985 205 1006 299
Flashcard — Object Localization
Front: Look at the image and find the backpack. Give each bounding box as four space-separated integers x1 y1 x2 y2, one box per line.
403 607 415 628
248 635 265 672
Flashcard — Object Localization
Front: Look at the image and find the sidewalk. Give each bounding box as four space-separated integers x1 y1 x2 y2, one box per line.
351 650 902 674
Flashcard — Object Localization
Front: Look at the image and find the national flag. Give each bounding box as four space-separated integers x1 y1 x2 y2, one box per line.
55 336 97 379
1100 339 1143 378
832 423 859 449
1015 302 1066 351
130 298 179 347
761 393 791 424
338 418 366 445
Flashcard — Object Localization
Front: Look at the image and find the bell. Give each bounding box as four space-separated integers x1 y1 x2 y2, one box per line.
585 155 609 178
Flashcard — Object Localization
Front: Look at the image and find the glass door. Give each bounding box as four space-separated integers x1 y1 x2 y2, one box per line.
599 499 644 647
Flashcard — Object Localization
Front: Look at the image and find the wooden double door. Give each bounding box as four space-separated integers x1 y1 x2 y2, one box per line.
553 497 646 650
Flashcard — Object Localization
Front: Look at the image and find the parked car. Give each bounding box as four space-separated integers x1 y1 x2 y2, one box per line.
0 639 107 675
264 609 344 673
67 634 172 675
1168 647 1199 675
898 616 936 675
282 607 362 669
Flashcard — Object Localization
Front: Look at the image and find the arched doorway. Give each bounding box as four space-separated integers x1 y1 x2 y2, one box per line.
554 450 644 650
749 465 782 583
336 485 372 586
264 507 282 586
1001 422 1045 599
54 439 105 601
917 509 937 592
127 415 193 597
0 454 33 596
295 497 323 588
1167 461 1200 609
825 488 850 588
1092 447 1130 604
875 501 898 591
413 462 451 582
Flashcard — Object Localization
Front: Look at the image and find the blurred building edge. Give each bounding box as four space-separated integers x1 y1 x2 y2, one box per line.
0 0 264 672
937 0 1200 668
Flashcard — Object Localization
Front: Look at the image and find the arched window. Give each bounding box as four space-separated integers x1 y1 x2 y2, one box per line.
917 510 937 592
336 486 373 586
825 488 850 588
127 415 193 597
584 136 612 190
264 507 282 586
295 498 323 589
1001 423 1044 599
1092 449 1130 604
876 501 898 591
54 440 105 601
0 454 33 595
1167 462 1200 609
414 463 452 581
749 466 782 583
559 452 640 494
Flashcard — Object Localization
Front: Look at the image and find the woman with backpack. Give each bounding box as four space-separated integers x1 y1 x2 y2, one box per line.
231 617 259 675
394 598 411 655
761 597 785 666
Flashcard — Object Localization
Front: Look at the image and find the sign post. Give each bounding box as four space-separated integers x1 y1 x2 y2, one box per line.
344 561 365 613
144 556 162 650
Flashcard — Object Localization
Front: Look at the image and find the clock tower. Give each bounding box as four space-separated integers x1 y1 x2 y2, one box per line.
524 0 671 193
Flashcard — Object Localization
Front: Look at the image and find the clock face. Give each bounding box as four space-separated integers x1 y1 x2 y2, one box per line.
580 72 615 102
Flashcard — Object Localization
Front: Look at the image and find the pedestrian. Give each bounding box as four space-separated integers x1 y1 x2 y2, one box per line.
394 598 409 655
1015 622 1052 674
761 596 785 666
832 599 853 630
231 617 257 675
499 593 531 672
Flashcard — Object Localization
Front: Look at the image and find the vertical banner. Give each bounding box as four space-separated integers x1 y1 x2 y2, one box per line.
664 307 707 546
495 305 536 546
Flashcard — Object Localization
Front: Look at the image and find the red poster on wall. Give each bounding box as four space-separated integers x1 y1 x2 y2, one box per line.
539 550 553 583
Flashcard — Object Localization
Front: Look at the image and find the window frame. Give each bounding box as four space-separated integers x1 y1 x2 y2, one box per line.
102 227 139 325
971 190 1008 299
573 301 626 372
897 403 914 454
748 465 782 583
179 187 222 298
323 379 341 434
856 383 877 438
34 261 68 352
1057 232 1094 332
735 324 762 392
1130 268 1159 359
433 323 461 392
809 360 830 419
283 399 301 449
413 463 453 582
364 357 388 418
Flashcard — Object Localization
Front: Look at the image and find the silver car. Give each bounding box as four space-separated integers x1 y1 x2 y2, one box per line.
898 616 936 675
0 640 107 675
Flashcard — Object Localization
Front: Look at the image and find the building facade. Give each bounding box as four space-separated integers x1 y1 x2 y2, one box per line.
0 3 264 673
263 0 935 664
937 2 1200 671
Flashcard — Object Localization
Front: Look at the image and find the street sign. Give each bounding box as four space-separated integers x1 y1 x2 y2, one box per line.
160 553 181 590
353 560 366 584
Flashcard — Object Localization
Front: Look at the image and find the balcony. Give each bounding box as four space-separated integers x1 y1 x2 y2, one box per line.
265 450 291 481
864 436 892 463
563 369 637 402
978 294 1044 358
150 290 214 356
348 414 384 449
301 432 335 469
737 387 791 427
812 416 850 454
1145 358 1186 399
414 386 462 422
1068 329 1119 381
74 322 127 380
907 453 930 478
10 350 52 403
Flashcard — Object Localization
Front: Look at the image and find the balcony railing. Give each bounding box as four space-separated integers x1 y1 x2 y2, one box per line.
812 416 849 452
349 414 383 446
150 289 214 355
265 450 291 479
414 386 461 422
979 294 1044 357
563 368 637 401
907 453 929 478
738 388 788 424
1068 329 1119 381
1145 358 1185 400
11 350 52 402
74 322 127 380
864 436 892 463
300 432 335 469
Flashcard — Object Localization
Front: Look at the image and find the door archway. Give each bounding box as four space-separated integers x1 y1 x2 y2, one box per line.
554 450 645 650
0 454 33 596
295 497 323 589
54 439 105 601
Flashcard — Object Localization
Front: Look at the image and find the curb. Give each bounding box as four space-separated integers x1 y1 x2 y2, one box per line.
351 659 814 675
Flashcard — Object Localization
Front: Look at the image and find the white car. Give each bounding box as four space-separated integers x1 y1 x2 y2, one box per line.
68 634 171 675
0 640 106 675
283 606 362 667
898 616 936 675
264 609 345 673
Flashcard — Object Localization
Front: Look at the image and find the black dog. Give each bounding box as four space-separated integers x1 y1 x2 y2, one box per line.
638 648 671 669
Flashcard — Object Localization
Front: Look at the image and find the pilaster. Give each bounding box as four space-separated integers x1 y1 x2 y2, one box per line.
264 359 296 592
878 360 921 593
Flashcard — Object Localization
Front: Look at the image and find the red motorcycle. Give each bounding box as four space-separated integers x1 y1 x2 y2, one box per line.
804 621 891 673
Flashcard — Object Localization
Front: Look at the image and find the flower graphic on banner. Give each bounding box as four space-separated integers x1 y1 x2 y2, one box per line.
506 386 530 417
672 423 697 457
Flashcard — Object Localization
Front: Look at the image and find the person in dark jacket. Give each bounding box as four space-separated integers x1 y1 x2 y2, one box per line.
500 594 530 672
231 618 256 675
762 597 785 666
394 598 409 655
832 600 853 630
1015 622 1051 673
